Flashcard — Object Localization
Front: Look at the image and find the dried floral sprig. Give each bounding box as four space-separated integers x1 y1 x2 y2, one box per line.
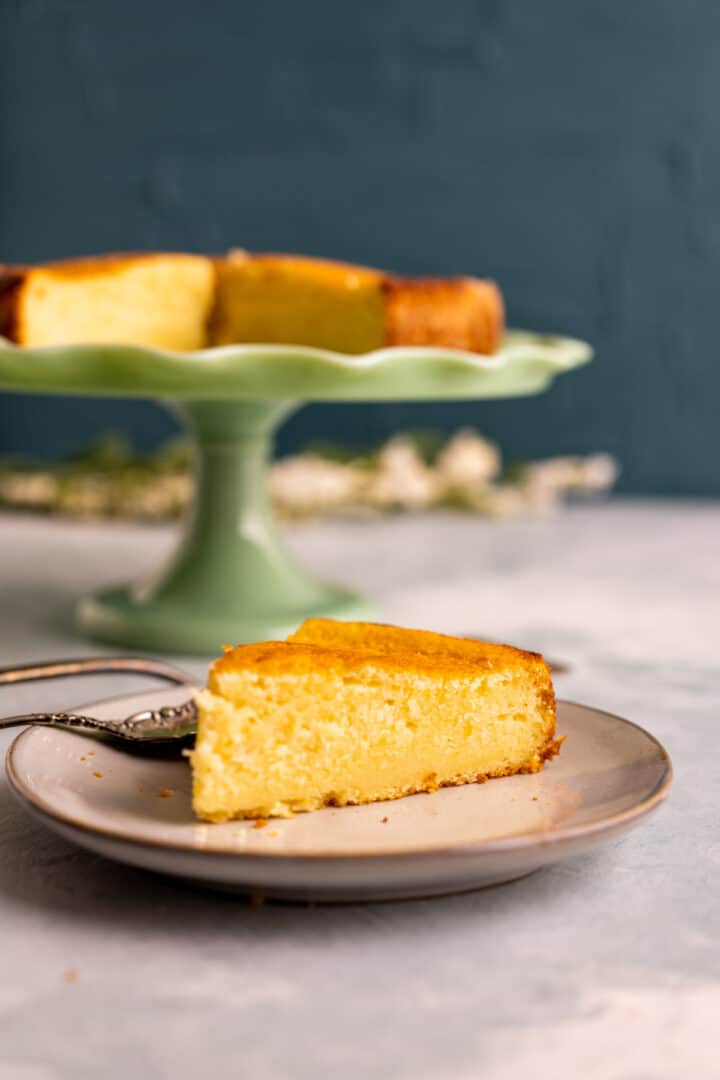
0 431 618 521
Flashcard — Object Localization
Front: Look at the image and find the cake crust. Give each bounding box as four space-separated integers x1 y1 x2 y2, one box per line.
0 266 22 342
289 618 547 672
385 276 504 354
211 638 537 682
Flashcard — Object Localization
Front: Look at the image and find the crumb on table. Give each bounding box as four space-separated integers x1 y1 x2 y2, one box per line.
92 771 103 779
253 819 269 830
158 788 175 798
381 816 389 823
64 968 78 983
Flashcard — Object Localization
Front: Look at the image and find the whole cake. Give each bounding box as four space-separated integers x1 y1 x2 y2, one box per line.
0 251 504 355
191 620 558 822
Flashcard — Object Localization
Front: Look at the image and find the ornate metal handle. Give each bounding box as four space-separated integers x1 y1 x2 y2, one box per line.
0 657 198 742
0 699 198 741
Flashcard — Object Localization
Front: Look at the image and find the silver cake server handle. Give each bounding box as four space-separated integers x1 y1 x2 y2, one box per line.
0 655 198 742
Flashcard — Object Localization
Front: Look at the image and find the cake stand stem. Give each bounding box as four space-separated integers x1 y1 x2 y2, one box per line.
77 399 370 654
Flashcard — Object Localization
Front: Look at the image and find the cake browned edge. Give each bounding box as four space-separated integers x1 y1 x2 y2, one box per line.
0 265 23 342
384 276 504 354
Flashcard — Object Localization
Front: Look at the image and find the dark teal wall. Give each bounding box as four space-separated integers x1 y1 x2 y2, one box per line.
1 0 718 493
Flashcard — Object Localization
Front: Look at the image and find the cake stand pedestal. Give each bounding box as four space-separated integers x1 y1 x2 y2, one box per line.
77 400 369 652
0 331 591 653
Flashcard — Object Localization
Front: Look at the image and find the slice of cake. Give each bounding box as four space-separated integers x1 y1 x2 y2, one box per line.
209 251 504 354
191 623 557 822
0 253 215 350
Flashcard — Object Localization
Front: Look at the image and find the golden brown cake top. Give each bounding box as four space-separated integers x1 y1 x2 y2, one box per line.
289 619 546 673
0 251 210 284
210 639 519 685
224 249 384 288
212 622 551 690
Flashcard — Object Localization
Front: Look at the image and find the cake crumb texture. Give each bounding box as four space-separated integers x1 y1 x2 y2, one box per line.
1 253 215 350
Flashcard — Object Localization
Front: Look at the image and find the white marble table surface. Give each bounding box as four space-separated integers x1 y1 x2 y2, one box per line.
0 501 717 1079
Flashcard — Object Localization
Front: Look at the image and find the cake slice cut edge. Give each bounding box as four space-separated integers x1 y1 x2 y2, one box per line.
0 252 216 350
191 625 559 823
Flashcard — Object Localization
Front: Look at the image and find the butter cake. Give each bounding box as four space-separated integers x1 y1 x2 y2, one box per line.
191 622 557 822
1 251 504 355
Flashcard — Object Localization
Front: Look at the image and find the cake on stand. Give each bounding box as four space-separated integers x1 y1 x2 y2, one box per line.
0 331 591 653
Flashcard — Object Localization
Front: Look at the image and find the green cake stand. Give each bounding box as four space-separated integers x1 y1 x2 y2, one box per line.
0 331 591 653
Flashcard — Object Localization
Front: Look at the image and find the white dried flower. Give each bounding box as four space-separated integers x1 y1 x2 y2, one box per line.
56 475 113 518
365 437 440 510
0 471 58 509
577 453 619 493
436 428 501 495
116 474 191 519
270 455 368 517
521 453 619 501
467 484 530 518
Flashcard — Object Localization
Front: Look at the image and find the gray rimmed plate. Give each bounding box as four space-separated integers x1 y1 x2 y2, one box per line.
5 687 672 902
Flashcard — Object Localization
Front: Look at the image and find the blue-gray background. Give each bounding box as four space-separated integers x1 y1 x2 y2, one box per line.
1 0 717 494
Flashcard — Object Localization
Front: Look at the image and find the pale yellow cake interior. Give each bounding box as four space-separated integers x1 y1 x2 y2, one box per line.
16 254 215 350
191 628 556 822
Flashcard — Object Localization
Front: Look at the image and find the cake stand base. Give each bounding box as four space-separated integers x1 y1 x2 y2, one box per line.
77 582 371 655
76 400 374 655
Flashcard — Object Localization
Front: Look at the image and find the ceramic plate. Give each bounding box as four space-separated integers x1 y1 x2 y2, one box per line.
6 688 671 902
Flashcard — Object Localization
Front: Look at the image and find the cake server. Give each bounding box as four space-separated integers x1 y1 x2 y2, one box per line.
0 656 197 743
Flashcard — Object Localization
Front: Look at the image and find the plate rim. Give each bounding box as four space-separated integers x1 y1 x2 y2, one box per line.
0 330 592 402
0 330 592 368
5 699 672 864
